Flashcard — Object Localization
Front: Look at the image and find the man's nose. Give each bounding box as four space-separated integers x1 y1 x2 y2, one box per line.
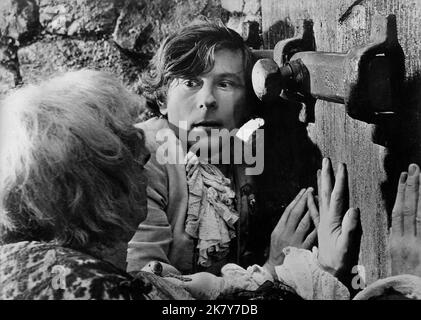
197 84 217 110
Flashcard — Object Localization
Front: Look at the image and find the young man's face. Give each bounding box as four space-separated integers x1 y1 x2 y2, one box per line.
164 48 248 158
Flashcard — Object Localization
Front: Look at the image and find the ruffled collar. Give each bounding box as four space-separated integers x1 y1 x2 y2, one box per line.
184 152 239 268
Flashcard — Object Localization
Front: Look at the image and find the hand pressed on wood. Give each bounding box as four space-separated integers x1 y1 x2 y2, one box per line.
390 163 421 276
263 187 319 277
313 158 362 285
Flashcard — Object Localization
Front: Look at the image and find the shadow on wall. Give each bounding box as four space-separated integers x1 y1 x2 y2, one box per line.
249 19 322 264
252 97 322 265
383 70 421 228
262 18 295 49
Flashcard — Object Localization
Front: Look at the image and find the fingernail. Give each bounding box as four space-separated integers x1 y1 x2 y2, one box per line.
409 164 418 176
323 158 329 166
400 172 408 183
307 187 314 193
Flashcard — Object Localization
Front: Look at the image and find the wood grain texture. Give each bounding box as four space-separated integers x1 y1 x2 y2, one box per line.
261 0 421 284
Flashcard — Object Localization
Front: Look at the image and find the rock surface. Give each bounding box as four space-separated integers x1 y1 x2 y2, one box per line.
0 0 39 42
0 0 262 95
0 68 16 96
38 0 119 36
0 36 21 93
18 37 142 86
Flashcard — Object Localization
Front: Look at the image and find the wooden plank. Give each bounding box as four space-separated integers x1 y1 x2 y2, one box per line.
261 0 421 284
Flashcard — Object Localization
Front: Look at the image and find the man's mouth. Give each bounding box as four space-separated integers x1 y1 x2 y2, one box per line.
191 120 222 129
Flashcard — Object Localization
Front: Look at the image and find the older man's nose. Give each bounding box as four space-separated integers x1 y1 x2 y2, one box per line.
197 85 217 110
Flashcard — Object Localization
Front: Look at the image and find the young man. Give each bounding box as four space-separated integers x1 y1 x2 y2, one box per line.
126 21 319 276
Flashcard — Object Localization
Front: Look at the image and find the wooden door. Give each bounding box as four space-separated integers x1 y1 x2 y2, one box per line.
260 0 421 285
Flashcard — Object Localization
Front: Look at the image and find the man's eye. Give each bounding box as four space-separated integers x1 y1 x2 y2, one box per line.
218 81 234 89
182 79 200 88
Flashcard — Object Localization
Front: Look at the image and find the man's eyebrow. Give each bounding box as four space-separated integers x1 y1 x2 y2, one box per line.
215 72 245 83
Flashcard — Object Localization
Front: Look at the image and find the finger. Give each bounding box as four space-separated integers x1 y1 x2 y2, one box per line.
163 276 186 287
340 208 362 254
417 174 421 239
307 189 320 228
321 157 334 216
186 151 196 162
188 162 199 178
302 229 317 249
186 151 198 165
329 162 349 227
316 168 321 224
287 188 313 229
403 163 419 237
296 210 312 236
392 172 407 237
317 169 321 199
185 152 193 167
278 188 306 227
186 161 193 174
187 170 193 179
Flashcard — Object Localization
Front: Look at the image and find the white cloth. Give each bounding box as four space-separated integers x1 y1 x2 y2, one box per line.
275 247 350 300
220 263 274 294
146 247 351 300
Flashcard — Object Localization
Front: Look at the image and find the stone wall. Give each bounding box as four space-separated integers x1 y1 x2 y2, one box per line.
0 0 262 97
